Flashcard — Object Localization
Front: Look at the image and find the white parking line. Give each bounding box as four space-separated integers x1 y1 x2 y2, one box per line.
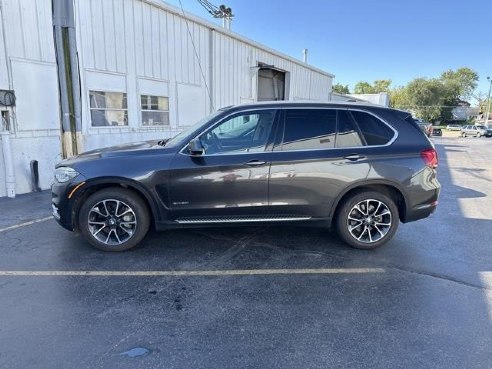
0 267 385 277
0 216 53 233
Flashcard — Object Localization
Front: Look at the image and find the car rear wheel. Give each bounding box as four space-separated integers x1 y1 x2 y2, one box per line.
335 191 399 250
79 188 150 251
461 132 466 137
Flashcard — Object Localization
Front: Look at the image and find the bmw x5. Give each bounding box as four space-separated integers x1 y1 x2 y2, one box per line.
52 102 440 251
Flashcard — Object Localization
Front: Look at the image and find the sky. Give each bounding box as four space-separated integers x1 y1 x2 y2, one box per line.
165 0 492 101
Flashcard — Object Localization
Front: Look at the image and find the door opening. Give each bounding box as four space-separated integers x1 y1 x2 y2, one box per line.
257 67 286 101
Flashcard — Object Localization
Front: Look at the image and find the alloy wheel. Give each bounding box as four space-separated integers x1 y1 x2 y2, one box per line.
346 199 392 244
87 199 137 246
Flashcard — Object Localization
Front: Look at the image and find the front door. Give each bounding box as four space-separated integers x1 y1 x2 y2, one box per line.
168 109 278 222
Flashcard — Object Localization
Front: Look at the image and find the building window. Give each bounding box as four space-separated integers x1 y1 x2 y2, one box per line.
140 95 169 126
89 91 128 127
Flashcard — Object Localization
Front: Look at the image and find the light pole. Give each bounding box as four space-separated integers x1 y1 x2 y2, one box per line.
485 76 492 126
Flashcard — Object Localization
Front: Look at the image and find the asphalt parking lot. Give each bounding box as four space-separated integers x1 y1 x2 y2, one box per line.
1 136 491 369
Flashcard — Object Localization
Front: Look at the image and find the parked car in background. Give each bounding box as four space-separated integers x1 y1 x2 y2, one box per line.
432 127 442 136
461 125 492 137
416 121 433 137
446 124 461 131
52 102 440 252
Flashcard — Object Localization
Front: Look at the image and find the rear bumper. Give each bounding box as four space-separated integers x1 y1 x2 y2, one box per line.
403 199 438 223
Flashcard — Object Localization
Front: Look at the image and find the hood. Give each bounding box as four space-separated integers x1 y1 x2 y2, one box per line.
57 139 169 167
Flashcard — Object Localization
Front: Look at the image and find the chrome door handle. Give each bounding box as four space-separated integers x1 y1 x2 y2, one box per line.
344 154 366 161
245 160 266 167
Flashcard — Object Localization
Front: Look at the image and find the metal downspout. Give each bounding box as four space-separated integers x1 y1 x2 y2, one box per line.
68 26 82 152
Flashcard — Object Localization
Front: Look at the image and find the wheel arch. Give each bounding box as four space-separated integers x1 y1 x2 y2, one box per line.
69 177 159 232
330 180 408 223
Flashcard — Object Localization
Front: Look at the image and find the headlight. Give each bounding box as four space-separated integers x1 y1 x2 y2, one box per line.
54 167 79 183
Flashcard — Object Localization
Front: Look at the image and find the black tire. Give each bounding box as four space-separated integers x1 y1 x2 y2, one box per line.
78 188 150 251
335 191 399 250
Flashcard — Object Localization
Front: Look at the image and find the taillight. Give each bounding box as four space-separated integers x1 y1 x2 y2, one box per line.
420 148 438 169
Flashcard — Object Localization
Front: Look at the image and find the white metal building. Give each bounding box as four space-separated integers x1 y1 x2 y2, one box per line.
0 0 334 198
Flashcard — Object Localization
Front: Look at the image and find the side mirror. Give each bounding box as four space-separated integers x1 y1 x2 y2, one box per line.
188 138 204 156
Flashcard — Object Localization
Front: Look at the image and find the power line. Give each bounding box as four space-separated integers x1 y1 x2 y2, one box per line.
177 0 214 111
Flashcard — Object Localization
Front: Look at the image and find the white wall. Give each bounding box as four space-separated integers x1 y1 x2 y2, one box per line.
0 0 61 197
75 0 334 152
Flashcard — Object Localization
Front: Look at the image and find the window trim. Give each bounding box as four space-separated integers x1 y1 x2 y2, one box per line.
139 94 170 127
274 107 398 153
88 90 128 127
179 108 279 157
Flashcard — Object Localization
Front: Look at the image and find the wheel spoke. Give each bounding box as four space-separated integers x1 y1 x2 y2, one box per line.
374 224 385 237
375 221 391 227
88 221 106 225
113 230 121 244
119 225 133 235
93 225 106 237
104 229 112 244
372 201 382 216
367 227 373 243
357 227 368 241
348 215 362 222
114 200 121 217
120 221 136 226
349 221 363 232
102 201 110 216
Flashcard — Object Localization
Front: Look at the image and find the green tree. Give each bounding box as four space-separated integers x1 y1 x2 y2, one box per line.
354 80 392 94
354 81 375 94
373 79 392 93
332 83 350 94
403 78 448 122
389 86 408 108
440 67 478 101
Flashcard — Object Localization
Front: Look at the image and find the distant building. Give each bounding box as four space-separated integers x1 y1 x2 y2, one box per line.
0 0 334 197
330 92 390 107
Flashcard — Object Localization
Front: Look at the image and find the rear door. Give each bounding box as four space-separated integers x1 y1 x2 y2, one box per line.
269 108 396 218
268 108 378 218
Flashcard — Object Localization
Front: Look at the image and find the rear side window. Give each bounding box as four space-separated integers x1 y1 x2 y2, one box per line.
336 110 364 148
350 111 394 145
281 109 336 150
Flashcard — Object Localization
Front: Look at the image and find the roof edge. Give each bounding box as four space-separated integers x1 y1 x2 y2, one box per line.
143 0 335 78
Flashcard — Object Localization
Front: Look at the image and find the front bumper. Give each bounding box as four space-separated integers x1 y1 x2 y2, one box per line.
51 176 87 231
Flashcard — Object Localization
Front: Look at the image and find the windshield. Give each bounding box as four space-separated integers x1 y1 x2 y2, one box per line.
164 111 223 148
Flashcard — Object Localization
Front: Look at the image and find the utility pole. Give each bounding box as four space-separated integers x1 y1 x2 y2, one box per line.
197 1 233 30
485 76 492 126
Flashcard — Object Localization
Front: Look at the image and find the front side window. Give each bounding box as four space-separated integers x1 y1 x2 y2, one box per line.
89 91 128 127
200 110 276 155
281 109 336 151
350 111 394 146
141 95 169 126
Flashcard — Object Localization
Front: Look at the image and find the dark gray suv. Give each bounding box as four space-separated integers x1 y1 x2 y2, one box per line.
52 102 440 251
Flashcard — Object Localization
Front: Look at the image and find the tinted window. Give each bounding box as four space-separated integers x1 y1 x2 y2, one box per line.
201 110 276 154
350 111 394 145
282 109 336 150
336 110 364 148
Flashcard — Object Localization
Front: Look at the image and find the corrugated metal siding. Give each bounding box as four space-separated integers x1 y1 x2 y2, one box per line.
1 0 55 63
78 0 209 84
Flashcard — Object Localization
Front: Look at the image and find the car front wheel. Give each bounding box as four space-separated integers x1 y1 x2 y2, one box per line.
78 188 150 251
335 191 399 250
